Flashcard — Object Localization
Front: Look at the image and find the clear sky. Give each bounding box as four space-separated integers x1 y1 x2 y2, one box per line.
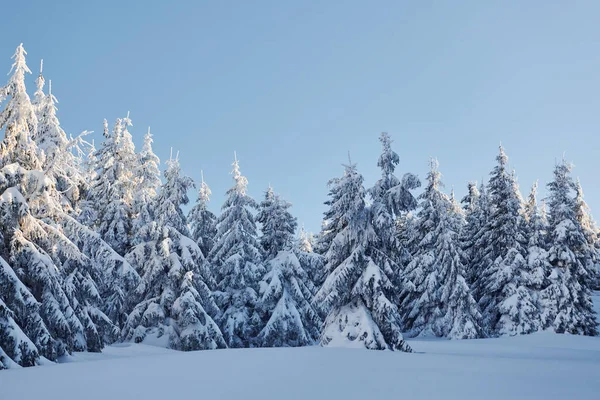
2 1 599 232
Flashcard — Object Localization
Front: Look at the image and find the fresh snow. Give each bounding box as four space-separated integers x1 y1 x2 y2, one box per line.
1 322 600 400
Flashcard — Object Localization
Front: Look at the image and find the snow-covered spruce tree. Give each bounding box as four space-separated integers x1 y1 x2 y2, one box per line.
77 139 98 227
0 44 41 170
188 171 217 258
257 186 297 259
124 155 225 350
33 77 86 214
295 226 325 291
313 159 411 351
369 132 420 260
473 146 541 336
523 182 550 292
0 44 119 364
254 188 320 347
541 160 598 335
462 182 490 286
208 154 264 348
131 128 161 245
574 179 600 290
399 159 482 339
87 116 136 255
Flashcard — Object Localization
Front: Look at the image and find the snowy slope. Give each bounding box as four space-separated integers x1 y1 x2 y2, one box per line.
1 292 599 400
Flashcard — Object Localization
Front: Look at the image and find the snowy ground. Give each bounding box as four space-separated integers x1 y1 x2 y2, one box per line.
2 293 600 400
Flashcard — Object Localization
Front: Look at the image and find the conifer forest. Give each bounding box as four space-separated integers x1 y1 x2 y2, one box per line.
0 44 598 372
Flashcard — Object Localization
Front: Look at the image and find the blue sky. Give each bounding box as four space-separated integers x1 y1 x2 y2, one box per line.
2 1 599 232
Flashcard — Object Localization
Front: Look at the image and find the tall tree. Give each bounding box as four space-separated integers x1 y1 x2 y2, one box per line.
257 186 297 259
188 171 217 258
131 128 161 245
208 153 263 348
541 160 598 335
574 180 600 290
314 159 412 351
369 132 420 261
399 159 482 339
473 146 541 336
254 188 319 347
124 156 225 350
0 44 120 366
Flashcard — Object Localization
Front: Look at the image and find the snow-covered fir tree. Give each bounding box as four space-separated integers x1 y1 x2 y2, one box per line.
574 179 600 290
34 78 87 214
473 146 541 336
369 132 420 260
313 158 412 352
131 128 161 245
254 188 320 347
88 116 136 255
295 226 325 291
462 182 490 286
399 159 482 339
0 44 41 170
523 182 549 292
208 153 264 348
0 44 121 366
123 155 225 350
541 160 598 335
188 171 217 258
257 186 297 259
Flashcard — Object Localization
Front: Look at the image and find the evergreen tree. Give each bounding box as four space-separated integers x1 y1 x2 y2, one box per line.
0 44 118 364
369 132 420 261
257 186 297 259
89 116 136 255
473 146 540 336
208 153 264 348
313 159 411 351
188 171 217 258
295 226 325 291
254 189 320 347
255 250 320 347
541 160 598 335
523 182 549 291
0 44 41 170
124 156 225 350
399 159 482 339
34 79 86 213
574 180 600 290
131 128 160 245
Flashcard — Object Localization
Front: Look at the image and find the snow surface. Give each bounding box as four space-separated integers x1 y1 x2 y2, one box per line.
2 293 600 400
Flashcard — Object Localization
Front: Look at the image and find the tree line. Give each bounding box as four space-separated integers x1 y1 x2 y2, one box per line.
0 44 597 369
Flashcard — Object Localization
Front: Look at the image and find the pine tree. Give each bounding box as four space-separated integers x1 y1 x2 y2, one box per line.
313 159 411 351
369 132 420 261
541 160 598 335
0 44 41 170
188 171 217 257
574 180 600 290
257 186 297 259
523 182 549 291
34 78 86 213
473 146 540 336
399 159 482 339
0 44 118 364
255 250 320 347
295 226 325 291
124 156 225 350
208 153 264 348
89 116 136 255
131 128 160 245
254 188 319 347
